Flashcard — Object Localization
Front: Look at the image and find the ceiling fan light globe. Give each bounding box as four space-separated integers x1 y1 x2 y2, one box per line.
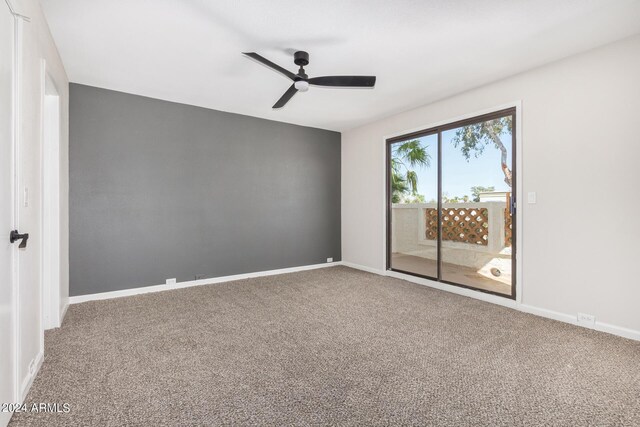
294 80 309 92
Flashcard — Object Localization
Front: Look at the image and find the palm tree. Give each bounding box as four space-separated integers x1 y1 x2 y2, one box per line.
391 140 430 203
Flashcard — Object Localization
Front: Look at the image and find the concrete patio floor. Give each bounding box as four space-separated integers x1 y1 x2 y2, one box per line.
390 253 512 296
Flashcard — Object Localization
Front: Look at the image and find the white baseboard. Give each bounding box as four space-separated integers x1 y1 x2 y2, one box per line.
386 269 518 310
20 351 43 402
69 262 341 304
60 301 69 323
519 304 640 341
341 261 384 275
44 300 69 331
343 261 640 342
518 303 577 324
67 259 639 342
592 321 640 341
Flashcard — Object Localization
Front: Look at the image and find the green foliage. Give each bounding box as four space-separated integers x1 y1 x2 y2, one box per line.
403 193 426 203
442 186 496 203
391 114 513 204
442 193 470 203
452 117 511 160
391 140 430 203
470 185 495 202
451 116 513 188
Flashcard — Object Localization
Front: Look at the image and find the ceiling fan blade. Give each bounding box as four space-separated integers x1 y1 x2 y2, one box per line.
308 76 376 87
273 84 298 109
242 52 296 80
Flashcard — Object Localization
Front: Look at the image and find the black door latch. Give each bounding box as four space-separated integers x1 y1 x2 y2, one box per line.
9 230 29 249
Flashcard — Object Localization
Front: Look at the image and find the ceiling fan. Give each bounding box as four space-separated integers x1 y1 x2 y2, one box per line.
242 51 376 109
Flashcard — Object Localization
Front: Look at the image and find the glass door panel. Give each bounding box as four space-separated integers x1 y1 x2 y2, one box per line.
440 114 514 296
389 133 438 279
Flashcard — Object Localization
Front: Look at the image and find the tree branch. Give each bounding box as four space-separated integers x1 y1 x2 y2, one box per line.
483 123 512 187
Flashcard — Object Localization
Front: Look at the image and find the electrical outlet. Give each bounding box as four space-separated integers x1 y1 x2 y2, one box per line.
166 278 176 286
327 257 333 263
195 274 206 280
29 359 36 375
577 312 595 327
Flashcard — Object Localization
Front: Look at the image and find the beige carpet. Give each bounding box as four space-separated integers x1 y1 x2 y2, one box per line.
9 266 640 426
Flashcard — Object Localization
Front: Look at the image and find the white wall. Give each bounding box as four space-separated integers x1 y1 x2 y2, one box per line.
12 0 69 397
342 34 640 334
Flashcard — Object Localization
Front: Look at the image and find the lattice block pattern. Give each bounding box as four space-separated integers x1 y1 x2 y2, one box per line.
425 208 489 246
504 208 512 247
425 209 439 241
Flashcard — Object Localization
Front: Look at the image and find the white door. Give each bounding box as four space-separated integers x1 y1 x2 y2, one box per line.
1 2 17 426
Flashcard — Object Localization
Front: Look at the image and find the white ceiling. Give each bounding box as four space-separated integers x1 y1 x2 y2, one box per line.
40 0 640 131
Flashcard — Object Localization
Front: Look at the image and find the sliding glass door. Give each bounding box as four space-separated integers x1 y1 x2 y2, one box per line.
387 109 516 299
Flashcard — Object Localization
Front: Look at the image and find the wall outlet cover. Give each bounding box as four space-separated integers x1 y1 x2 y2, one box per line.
577 312 596 326
166 278 177 285
195 274 206 280
327 257 333 263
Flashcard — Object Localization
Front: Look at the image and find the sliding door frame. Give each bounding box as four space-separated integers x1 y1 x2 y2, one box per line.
386 107 517 300
385 129 440 281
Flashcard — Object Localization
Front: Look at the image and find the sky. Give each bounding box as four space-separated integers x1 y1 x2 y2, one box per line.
392 128 512 202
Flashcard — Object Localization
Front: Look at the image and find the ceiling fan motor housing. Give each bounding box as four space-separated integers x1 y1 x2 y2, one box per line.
294 51 309 66
242 50 376 108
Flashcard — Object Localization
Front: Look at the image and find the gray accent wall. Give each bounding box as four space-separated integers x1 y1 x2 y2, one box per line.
70 84 340 296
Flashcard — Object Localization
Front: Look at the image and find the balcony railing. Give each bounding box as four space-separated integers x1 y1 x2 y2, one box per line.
391 201 512 269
